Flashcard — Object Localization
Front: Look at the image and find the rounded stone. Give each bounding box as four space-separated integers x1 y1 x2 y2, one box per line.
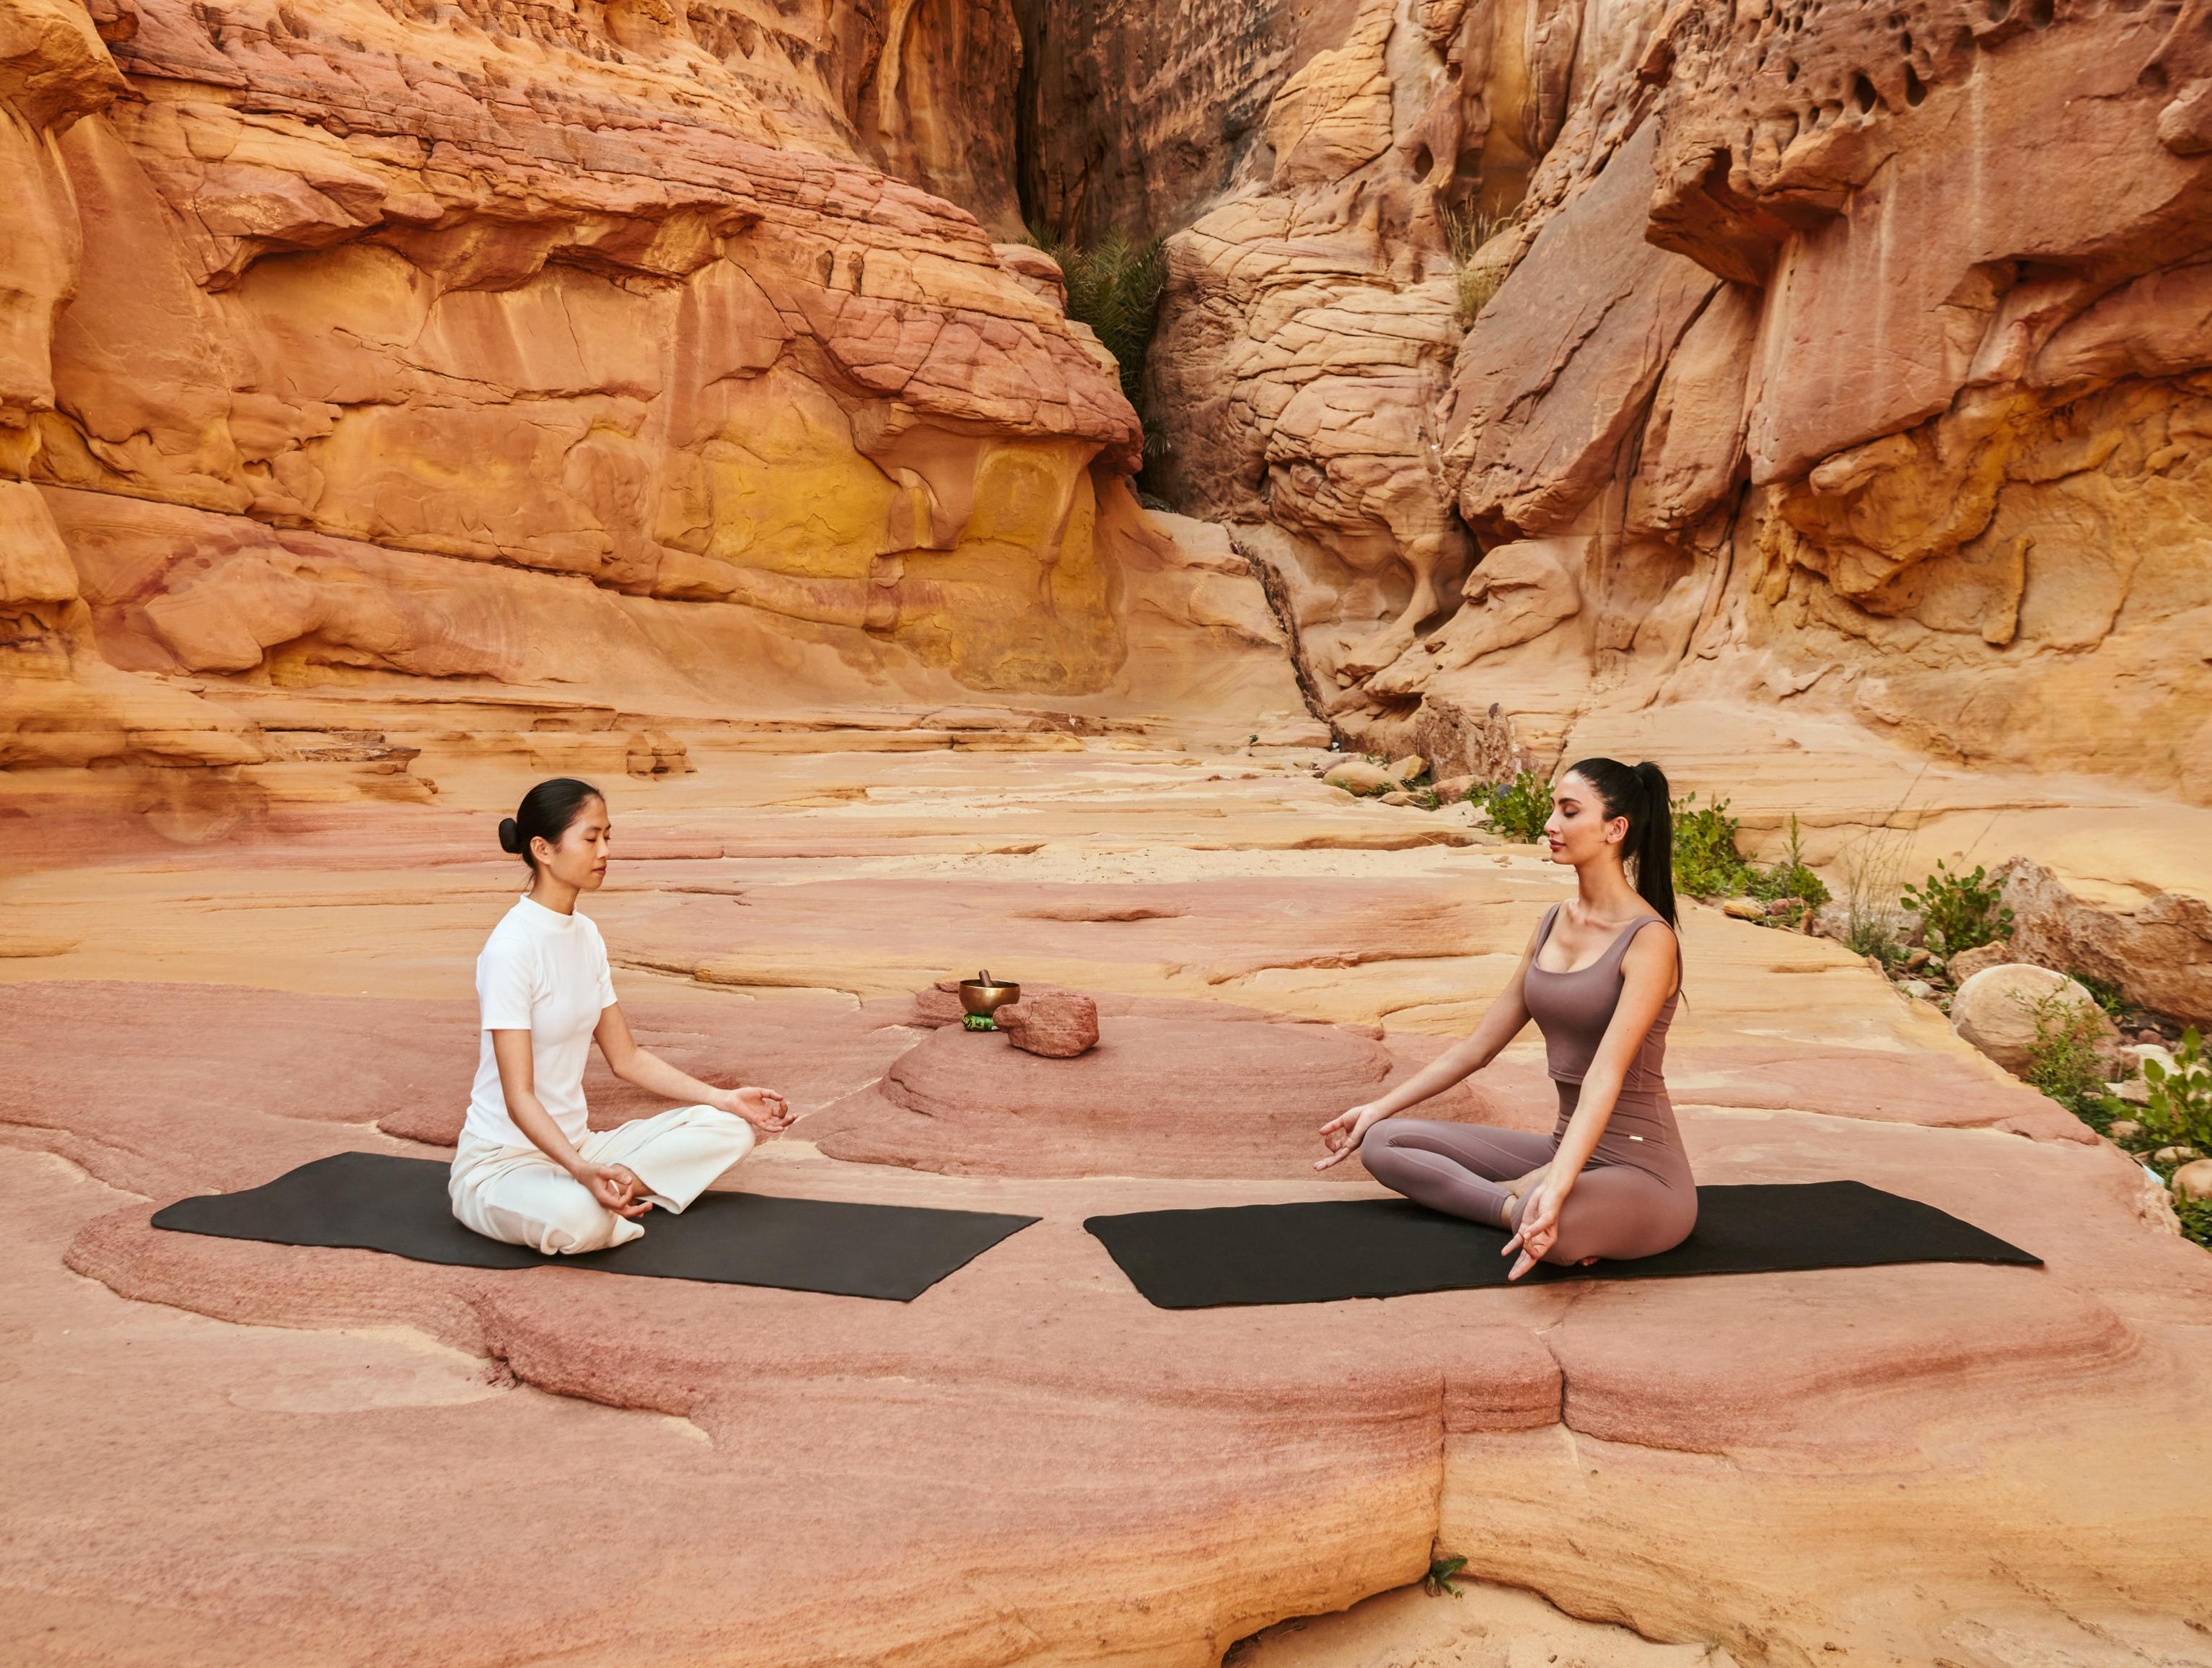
1322 758 1394 795
2171 1159 2212 1204
1950 964 2116 1075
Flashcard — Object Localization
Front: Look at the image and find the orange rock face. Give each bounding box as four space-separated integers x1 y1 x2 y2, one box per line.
1190 0 2212 809
1 0 1323 802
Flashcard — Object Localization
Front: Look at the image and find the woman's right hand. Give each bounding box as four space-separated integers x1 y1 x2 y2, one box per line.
1315 1102 1387 1171
1502 1164 1550 1213
718 1084 794 1132
573 1161 651 1218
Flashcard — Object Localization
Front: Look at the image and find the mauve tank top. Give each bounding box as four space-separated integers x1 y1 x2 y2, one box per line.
1522 903 1677 1094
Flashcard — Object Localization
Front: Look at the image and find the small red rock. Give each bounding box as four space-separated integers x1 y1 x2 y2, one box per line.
993 992 1100 1058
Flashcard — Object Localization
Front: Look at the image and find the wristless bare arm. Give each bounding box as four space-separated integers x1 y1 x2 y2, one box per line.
1373 988 1532 1117
1315 922 1545 1169
593 1005 793 1131
490 1028 647 1214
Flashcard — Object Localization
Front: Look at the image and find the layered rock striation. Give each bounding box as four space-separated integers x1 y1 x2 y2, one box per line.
1094 0 2212 810
1 0 1319 815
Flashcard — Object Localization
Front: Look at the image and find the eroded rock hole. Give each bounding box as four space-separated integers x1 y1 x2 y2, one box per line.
1904 63 1926 104
2029 0 2053 24
1853 73 1879 114
1985 0 2010 20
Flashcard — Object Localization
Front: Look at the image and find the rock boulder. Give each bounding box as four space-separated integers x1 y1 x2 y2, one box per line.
1323 759 1397 795
993 992 1100 1058
1996 857 2212 1029
1951 965 2118 1076
1944 940 2014 986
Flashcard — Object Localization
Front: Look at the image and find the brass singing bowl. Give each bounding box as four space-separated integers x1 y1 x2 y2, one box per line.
958 973 1021 1017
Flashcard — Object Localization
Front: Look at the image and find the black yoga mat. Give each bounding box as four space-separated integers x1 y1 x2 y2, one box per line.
153 1151 1036 1302
1085 1181 2040 1309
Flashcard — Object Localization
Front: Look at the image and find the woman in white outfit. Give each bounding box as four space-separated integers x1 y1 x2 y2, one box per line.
449 777 793 1254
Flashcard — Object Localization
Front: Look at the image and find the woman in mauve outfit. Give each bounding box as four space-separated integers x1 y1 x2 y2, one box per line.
1317 758 1691 1282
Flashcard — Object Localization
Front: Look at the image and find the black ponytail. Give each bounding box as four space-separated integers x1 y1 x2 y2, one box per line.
499 777 604 873
1564 757 1677 929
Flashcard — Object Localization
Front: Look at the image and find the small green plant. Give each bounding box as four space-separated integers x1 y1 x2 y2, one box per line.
1423 1555 1468 1599
2017 988 2110 1121
2131 1028 2212 1158
1028 227 1166 416
1844 916 1903 964
1745 815 1832 910
2172 1195 2212 1250
1482 768 1553 843
2069 968 2130 1019
1670 792 1755 900
1900 861 2014 957
1835 785 1923 967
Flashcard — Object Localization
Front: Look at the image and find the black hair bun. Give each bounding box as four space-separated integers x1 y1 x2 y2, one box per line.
498 816 524 854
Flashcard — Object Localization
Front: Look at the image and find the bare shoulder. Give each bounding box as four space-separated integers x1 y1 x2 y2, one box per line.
1623 918 1680 986
1519 910 1549 955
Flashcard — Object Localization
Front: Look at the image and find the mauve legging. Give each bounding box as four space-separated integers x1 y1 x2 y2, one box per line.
1359 1093 1697 1263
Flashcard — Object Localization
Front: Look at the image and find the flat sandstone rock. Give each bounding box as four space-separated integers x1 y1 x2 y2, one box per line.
2 759 2206 1666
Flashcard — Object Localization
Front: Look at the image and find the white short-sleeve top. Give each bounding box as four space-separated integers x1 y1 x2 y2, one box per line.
463 895 618 1149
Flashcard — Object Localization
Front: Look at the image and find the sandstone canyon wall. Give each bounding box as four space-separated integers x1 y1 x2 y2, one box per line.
6 0 2210 901
1081 0 2211 806
0 0 1315 826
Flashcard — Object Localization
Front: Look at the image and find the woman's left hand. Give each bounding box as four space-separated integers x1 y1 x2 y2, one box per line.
1502 1176 1568 1281
718 1084 793 1131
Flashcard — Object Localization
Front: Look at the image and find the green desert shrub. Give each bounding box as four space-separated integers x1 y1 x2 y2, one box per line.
1424 1555 1469 1599
2131 1027 2212 1157
2172 1195 2212 1251
2070 968 2130 1020
1900 860 2014 957
2099 1029 2212 1250
1843 915 1902 965
1669 792 1755 900
2017 988 2112 1123
1744 815 1831 910
1480 768 1553 843
1030 227 1165 415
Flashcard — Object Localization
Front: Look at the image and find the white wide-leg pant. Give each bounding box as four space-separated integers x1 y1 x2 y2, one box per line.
449 1105 756 1255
